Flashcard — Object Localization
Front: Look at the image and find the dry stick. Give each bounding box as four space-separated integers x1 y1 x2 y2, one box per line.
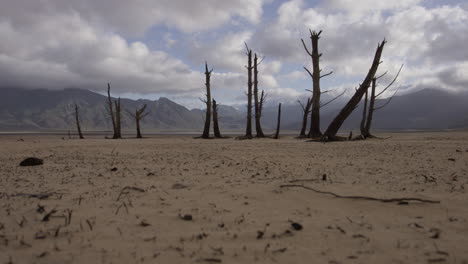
7 192 63 199
279 184 440 204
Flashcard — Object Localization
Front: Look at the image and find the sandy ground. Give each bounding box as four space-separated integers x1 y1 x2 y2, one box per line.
0 132 467 264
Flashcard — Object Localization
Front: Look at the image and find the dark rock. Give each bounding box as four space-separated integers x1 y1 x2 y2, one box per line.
19 157 43 167
180 214 193 221
291 222 303 231
256 231 264 239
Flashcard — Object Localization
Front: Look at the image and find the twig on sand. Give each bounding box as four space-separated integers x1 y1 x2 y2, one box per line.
116 186 145 201
3 192 64 199
279 184 440 204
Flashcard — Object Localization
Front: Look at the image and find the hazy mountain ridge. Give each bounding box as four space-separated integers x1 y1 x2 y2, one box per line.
0 87 467 132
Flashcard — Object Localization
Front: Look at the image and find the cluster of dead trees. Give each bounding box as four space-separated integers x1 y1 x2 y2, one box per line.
74 29 400 141
73 83 150 139
296 30 401 141
199 63 223 139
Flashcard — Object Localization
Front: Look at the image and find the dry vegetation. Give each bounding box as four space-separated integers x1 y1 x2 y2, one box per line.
1 132 468 263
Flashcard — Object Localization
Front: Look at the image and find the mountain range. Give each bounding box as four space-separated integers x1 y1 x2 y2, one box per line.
0 87 467 133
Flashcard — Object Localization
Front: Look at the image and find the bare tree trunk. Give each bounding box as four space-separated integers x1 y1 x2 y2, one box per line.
212 99 222 138
114 98 122 139
360 89 369 137
126 104 149 139
106 83 117 138
299 98 312 137
136 116 142 138
245 49 253 138
106 83 121 139
364 78 377 138
323 40 386 140
303 30 328 138
253 54 265 138
309 31 322 138
274 103 282 139
74 104 84 139
201 63 212 139
259 90 265 117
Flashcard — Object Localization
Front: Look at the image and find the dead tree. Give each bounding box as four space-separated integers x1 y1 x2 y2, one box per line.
323 40 386 140
126 104 149 138
274 103 282 139
245 46 253 139
74 104 84 139
359 89 369 137
201 63 213 139
299 89 344 138
253 53 265 138
106 83 122 139
298 98 312 137
362 65 403 138
241 44 254 139
259 90 266 118
212 99 222 138
302 30 333 138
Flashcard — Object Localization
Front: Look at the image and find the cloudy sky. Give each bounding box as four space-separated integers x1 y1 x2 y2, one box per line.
1 0 467 108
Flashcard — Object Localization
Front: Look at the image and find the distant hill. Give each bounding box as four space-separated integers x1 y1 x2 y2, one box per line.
0 88 202 131
0 87 467 133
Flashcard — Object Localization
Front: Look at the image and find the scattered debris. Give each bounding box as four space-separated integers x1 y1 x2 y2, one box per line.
36 204 45 213
139 220 150 227
430 228 441 239
198 258 222 263
42 209 57 222
272 248 287 254
179 214 193 221
256 231 264 239
34 231 47 240
172 183 188 189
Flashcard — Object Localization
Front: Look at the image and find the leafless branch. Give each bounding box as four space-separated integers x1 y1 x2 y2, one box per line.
376 64 404 98
374 85 401 111
320 71 333 79
280 184 440 204
301 39 312 57
320 89 346 108
304 67 313 78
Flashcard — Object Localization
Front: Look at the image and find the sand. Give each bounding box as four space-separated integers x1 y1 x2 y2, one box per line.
0 132 467 263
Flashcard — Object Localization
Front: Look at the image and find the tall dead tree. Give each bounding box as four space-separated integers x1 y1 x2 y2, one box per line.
274 103 282 139
362 65 403 138
253 53 265 138
74 104 84 139
242 45 254 139
106 83 121 139
323 40 386 140
201 63 213 139
302 30 333 138
212 99 222 138
126 104 149 138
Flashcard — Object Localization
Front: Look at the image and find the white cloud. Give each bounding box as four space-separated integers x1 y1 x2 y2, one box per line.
0 0 266 36
0 14 202 94
253 0 468 94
